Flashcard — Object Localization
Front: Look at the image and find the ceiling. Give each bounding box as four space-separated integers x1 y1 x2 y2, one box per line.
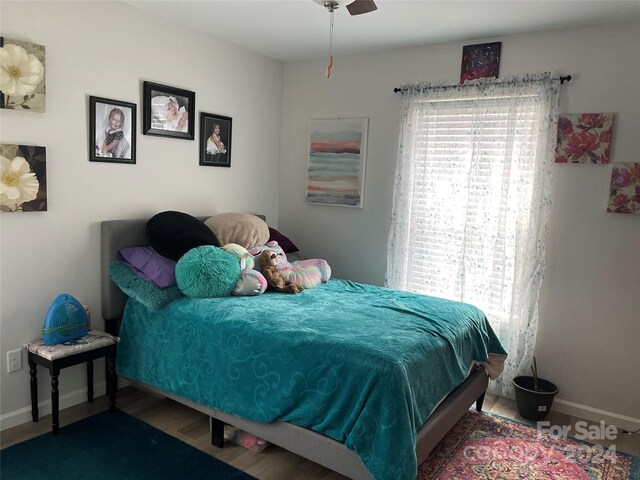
125 0 640 62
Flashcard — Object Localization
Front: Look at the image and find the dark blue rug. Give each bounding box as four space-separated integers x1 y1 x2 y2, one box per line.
1 410 256 480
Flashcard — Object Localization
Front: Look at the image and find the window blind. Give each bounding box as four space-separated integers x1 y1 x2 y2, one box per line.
403 97 543 325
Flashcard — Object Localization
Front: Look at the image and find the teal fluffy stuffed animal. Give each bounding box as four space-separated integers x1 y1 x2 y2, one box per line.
175 246 240 298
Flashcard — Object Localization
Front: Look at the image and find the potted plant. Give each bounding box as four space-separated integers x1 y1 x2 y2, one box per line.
512 357 559 421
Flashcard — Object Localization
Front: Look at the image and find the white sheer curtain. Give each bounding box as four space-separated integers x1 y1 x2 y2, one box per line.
386 74 560 397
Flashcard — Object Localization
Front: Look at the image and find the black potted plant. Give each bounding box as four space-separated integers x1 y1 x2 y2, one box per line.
512 357 559 421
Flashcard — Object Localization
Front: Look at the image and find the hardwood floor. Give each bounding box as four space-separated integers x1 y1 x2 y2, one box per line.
1 387 638 479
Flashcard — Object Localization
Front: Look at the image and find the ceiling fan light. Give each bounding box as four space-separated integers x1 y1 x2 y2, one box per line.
323 1 340 12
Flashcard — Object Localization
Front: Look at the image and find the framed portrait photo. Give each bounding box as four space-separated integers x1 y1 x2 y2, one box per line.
89 96 136 164
143 81 195 140
199 112 232 167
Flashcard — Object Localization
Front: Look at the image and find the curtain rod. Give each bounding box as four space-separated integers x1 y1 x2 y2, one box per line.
393 75 572 93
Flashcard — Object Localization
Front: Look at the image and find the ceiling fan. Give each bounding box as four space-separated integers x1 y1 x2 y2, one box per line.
314 0 378 77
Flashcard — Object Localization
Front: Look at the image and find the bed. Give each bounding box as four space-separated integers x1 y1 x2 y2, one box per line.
101 217 506 480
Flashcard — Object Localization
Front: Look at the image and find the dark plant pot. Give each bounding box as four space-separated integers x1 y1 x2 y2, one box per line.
512 376 559 421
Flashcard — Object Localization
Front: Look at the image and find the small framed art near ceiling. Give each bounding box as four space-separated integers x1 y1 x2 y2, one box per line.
460 42 501 84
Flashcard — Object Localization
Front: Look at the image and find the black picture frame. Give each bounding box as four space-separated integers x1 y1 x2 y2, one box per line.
143 81 195 140
89 96 136 164
0 37 4 109
199 112 232 167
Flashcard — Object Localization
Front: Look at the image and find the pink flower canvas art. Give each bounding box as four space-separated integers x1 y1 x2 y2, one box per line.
607 163 640 214
555 113 613 164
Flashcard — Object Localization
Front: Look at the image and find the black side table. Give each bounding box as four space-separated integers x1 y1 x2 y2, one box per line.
26 330 118 434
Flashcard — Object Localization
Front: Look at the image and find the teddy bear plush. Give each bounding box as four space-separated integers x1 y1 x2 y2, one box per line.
259 250 304 294
250 241 331 289
249 241 287 265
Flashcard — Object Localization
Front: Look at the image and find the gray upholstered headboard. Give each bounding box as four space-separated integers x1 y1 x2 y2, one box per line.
100 215 265 322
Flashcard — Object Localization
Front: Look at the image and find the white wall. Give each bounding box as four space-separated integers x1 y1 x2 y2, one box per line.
280 22 640 425
2 2 637 432
0 0 282 427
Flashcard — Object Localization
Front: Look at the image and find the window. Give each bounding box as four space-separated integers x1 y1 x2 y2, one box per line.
387 75 560 396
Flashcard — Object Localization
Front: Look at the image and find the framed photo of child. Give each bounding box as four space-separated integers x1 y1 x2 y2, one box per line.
143 81 195 140
89 96 136 164
199 112 232 167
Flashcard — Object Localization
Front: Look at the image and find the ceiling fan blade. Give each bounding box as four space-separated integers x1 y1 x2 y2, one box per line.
346 0 377 15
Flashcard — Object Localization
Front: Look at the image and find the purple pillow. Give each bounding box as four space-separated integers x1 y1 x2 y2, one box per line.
268 227 299 253
118 246 177 288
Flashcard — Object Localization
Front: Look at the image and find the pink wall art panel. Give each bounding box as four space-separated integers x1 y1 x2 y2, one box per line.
607 163 640 214
555 113 613 164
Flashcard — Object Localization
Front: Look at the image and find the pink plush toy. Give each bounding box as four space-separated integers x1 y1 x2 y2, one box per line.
278 258 331 289
234 269 267 296
249 241 330 289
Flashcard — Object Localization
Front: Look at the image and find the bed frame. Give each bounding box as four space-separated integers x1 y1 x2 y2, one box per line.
100 218 488 480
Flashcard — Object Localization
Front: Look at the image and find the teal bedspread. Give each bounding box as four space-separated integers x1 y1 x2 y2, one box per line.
117 279 506 480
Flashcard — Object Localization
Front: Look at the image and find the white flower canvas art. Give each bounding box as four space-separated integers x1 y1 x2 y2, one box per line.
0 37 46 112
0 144 47 212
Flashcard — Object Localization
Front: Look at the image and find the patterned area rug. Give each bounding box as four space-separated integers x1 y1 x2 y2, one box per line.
418 410 640 479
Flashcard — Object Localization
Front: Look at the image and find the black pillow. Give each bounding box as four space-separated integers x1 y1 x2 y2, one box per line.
146 211 219 261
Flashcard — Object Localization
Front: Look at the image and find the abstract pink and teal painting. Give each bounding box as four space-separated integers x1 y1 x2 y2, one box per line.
555 113 613 164
607 163 640 214
307 118 368 208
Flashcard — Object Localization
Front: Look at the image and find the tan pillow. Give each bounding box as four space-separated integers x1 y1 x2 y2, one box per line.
205 213 269 249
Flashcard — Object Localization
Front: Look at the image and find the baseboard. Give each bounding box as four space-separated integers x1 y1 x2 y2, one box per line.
553 397 640 432
0 382 107 431
3 384 637 434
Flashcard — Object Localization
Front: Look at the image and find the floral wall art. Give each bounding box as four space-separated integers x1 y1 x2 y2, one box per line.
607 163 640 215
0 144 47 212
0 37 46 112
555 113 613 164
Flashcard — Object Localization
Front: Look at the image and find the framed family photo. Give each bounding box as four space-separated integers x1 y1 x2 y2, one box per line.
199 112 232 167
143 81 195 140
89 96 136 164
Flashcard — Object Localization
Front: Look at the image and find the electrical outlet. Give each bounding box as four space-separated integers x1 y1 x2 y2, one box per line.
7 349 22 373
